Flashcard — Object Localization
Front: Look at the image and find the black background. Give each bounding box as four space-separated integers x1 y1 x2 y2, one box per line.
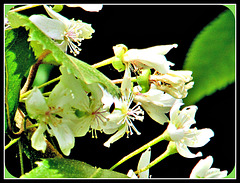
5 4 235 178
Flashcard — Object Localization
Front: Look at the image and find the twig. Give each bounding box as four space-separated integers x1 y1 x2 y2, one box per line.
20 50 52 95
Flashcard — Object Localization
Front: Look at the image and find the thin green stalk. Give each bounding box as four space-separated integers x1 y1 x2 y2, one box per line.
19 76 60 100
134 141 177 175
111 77 137 84
18 140 24 175
10 4 41 12
110 129 170 170
5 137 20 150
91 57 115 69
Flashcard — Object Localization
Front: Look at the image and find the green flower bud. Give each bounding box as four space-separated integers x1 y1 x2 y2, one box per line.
136 69 151 93
112 57 125 72
52 5 64 12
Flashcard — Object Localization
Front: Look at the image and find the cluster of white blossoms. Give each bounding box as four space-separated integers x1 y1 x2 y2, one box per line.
23 5 227 178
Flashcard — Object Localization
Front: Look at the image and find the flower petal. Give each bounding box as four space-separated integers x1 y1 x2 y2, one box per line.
184 128 214 147
121 63 132 99
127 169 138 178
168 123 185 141
29 14 65 40
31 123 47 153
48 121 75 156
66 4 103 12
137 147 151 178
175 141 202 158
25 87 49 119
44 5 70 26
169 101 184 124
190 156 213 178
205 168 228 178
104 124 127 147
178 105 197 128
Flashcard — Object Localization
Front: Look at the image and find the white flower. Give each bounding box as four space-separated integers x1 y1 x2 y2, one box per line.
167 102 214 158
25 85 77 156
104 63 144 147
190 156 228 178
133 84 181 125
58 66 111 138
127 147 151 178
29 5 94 56
150 70 194 99
66 4 103 12
119 44 177 74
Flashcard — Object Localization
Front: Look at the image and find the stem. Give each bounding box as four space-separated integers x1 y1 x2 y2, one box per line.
19 76 60 101
111 77 137 84
20 50 52 95
18 140 24 175
91 57 115 69
134 141 177 175
110 129 169 170
9 4 41 12
5 137 20 150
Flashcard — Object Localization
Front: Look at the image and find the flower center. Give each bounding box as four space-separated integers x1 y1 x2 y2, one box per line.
64 20 86 56
45 106 63 127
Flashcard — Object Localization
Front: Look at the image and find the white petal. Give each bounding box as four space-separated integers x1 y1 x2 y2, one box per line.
176 142 202 158
44 5 70 26
178 105 197 128
140 44 178 55
141 102 169 125
127 169 138 178
205 168 228 178
137 147 151 178
29 15 65 40
25 87 49 119
49 121 75 156
59 66 90 111
185 128 214 147
121 63 132 99
167 123 185 141
104 124 127 147
169 101 184 124
31 123 47 153
66 4 103 12
190 156 213 178
71 115 91 137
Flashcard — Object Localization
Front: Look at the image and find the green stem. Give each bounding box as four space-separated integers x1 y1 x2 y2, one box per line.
110 129 170 170
111 77 137 84
18 140 24 175
10 4 41 12
5 137 20 150
26 124 39 130
91 57 115 69
19 76 60 101
134 141 177 175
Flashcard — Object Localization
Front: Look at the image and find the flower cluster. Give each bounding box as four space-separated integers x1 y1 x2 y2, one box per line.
22 4 225 178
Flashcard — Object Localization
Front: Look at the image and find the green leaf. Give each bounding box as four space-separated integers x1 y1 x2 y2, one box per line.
21 158 129 178
5 27 36 131
183 10 235 105
5 166 17 178
7 11 121 97
4 5 15 17
225 166 235 178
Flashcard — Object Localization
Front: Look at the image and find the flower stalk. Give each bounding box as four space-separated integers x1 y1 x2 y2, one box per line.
110 129 170 170
134 141 177 175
